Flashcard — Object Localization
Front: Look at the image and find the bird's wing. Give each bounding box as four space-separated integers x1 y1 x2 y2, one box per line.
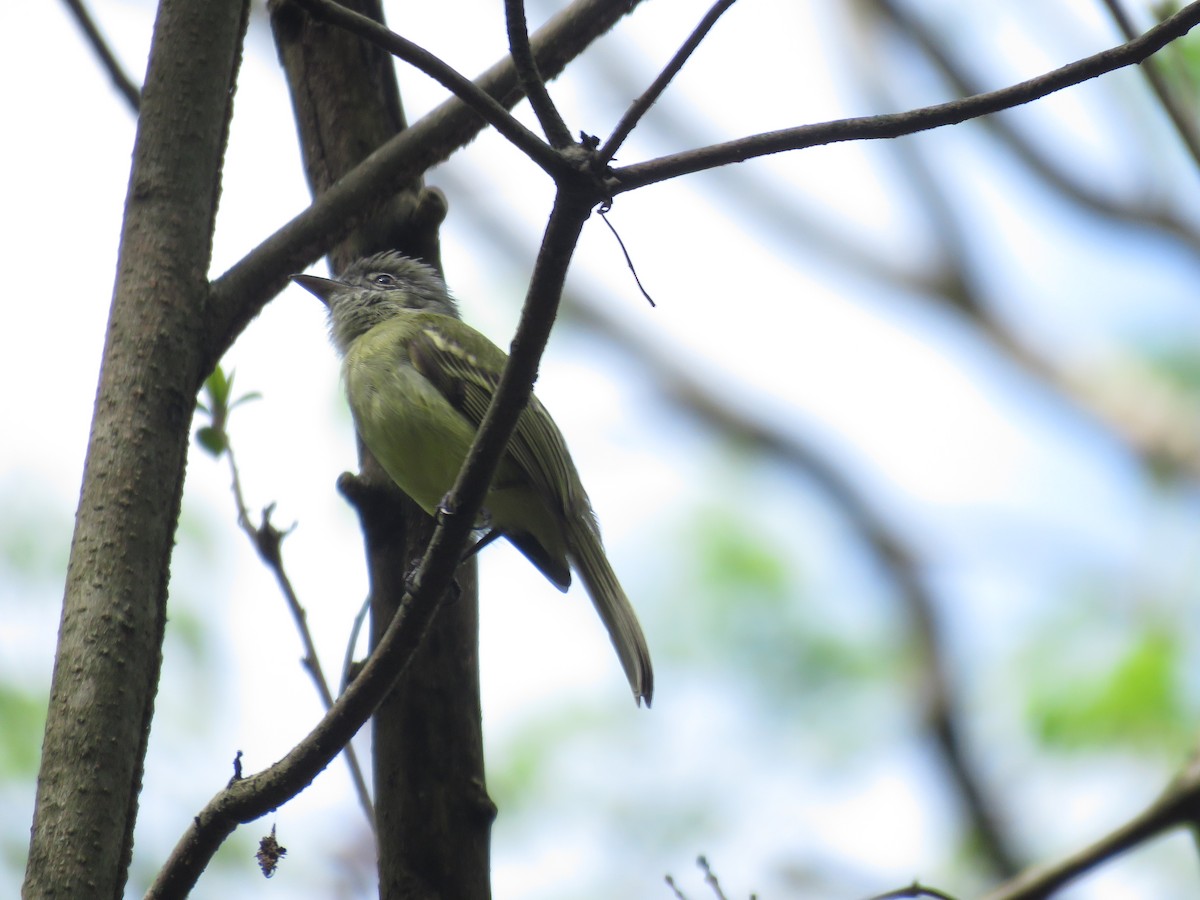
407 316 586 514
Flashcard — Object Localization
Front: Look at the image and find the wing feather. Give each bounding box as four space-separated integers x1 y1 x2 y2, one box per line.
407 318 587 515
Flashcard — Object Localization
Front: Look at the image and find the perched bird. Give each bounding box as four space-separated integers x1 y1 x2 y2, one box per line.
293 252 653 706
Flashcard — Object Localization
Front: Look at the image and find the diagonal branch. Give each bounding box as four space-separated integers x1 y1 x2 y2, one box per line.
61 0 142 112
149 178 602 900
203 0 646 374
445 178 1018 877
600 0 739 162
612 1 1200 191
871 0 1200 256
220 441 374 827
505 0 573 147
290 0 558 173
982 748 1200 899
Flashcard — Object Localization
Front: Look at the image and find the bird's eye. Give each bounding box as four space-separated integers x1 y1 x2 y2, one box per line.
371 273 396 287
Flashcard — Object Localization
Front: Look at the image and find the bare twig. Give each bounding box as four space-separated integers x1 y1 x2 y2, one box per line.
870 0 1200 257
505 0 572 147
697 855 730 900
982 749 1200 899
222 445 374 828
597 209 656 306
864 0 1200 483
197 370 375 826
289 0 559 175
204 0 646 372
61 0 141 112
600 0 739 162
153 156 607 898
613 1 1200 190
447 176 1011 884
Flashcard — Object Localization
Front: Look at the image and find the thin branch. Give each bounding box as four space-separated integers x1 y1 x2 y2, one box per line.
152 167 604 900
871 0 1200 257
697 855 730 900
612 1 1200 191
290 0 560 175
505 0 573 147
438 188 594 544
221 444 374 828
1101 0 1200 171
600 0 739 162
203 0 646 374
447 177 1011 883
571 49 957 294
147 526 457 896
859 0 1200 484
597 209 656 306
982 750 1200 899
61 0 141 112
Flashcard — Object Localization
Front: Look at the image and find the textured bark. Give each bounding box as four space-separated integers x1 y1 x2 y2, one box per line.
23 1 249 896
269 3 493 897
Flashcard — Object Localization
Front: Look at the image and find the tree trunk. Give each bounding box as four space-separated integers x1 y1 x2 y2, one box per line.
24 1 249 896
269 3 494 897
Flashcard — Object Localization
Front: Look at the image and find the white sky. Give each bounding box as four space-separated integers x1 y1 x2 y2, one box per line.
3 1 1199 897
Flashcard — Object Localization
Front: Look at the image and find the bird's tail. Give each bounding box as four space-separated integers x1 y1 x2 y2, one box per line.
566 514 654 707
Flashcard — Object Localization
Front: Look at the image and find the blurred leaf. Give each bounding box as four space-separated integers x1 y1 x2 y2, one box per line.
692 511 791 604
1026 624 1189 753
195 425 228 457
678 506 901 702
1152 2 1200 102
1139 344 1200 394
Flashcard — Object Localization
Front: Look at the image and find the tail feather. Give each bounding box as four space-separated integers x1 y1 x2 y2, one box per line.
566 516 653 707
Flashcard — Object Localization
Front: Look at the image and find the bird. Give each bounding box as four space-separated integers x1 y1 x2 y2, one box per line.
293 251 653 706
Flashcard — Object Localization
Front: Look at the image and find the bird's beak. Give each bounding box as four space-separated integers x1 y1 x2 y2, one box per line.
290 273 343 306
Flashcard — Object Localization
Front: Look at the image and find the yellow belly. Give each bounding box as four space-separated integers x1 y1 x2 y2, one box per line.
344 347 476 516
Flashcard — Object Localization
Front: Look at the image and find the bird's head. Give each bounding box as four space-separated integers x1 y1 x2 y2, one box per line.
292 251 459 354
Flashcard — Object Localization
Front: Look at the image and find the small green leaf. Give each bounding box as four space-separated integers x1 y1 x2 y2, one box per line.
204 365 231 409
195 425 228 457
